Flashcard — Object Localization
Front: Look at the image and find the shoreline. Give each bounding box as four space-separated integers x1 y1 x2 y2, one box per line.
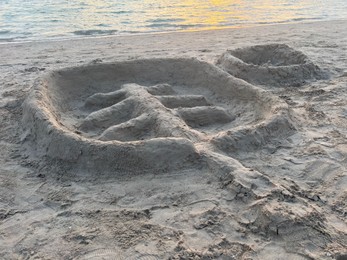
1 18 346 46
0 19 346 259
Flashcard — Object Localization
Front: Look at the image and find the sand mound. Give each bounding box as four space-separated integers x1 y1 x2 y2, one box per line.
22 58 294 174
216 44 327 87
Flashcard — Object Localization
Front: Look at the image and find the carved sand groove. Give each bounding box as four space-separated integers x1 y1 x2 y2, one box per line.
157 95 210 108
177 106 234 127
22 58 295 174
80 83 209 141
217 44 328 87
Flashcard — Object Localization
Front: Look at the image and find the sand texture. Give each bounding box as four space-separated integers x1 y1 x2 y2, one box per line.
216 43 328 87
22 58 292 174
1 20 347 259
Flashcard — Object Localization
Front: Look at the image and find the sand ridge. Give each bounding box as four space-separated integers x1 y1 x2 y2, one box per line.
22 57 294 174
217 43 328 87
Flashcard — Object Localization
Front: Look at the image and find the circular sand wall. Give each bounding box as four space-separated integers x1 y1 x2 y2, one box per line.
217 44 327 87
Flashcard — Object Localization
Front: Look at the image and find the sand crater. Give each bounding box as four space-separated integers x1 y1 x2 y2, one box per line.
23 58 293 173
217 44 327 87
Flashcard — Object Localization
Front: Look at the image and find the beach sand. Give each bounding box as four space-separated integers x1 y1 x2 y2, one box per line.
0 20 346 259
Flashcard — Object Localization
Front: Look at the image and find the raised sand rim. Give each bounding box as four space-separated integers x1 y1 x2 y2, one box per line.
23 58 294 173
217 44 327 87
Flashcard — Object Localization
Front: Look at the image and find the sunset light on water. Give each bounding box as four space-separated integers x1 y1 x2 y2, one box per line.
0 0 346 41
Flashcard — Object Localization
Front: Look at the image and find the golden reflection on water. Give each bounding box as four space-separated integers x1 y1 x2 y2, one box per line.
141 0 246 30
0 0 344 42
166 0 314 31
1 0 338 41
65 0 318 33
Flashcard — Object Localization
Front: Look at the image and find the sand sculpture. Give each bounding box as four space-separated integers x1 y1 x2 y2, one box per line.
22 58 294 174
6 22 345 259
216 44 327 87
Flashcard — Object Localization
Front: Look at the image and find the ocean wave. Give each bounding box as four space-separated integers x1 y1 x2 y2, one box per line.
147 22 205 29
0 30 11 35
0 38 14 42
289 17 322 22
1 0 346 42
147 18 185 23
72 29 118 36
111 11 133 14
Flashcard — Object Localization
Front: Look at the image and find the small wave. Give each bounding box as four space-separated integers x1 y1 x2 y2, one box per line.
257 17 323 26
0 31 32 42
147 22 205 29
73 29 118 36
178 23 206 29
96 23 111 27
147 18 185 23
0 30 11 35
289 17 321 22
111 10 132 14
0 38 14 42
123 30 143 34
147 23 176 28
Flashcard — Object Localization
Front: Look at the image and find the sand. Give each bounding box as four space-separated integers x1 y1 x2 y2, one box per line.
0 20 347 259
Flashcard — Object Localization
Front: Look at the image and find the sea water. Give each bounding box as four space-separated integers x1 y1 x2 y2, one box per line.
0 0 346 42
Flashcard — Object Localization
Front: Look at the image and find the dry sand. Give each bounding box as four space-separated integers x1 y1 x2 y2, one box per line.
0 20 347 259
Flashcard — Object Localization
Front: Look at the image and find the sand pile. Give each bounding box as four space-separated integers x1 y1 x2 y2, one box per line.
216 44 328 87
22 58 294 174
